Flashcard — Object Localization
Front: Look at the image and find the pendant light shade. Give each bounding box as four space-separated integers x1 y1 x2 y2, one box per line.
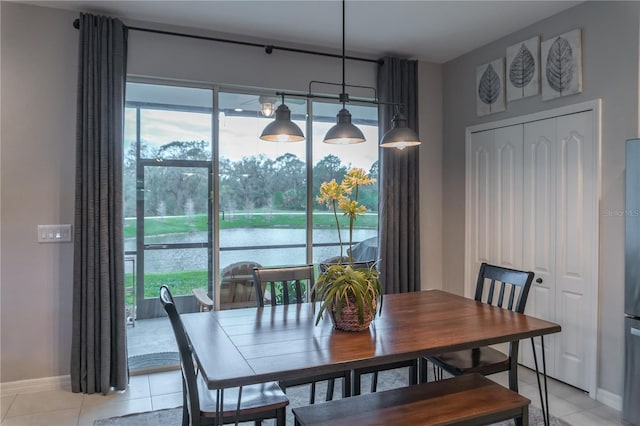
379 113 421 150
323 108 366 144
259 103 304 142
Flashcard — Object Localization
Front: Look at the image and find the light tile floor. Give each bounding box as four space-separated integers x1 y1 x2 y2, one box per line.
0 366 624 426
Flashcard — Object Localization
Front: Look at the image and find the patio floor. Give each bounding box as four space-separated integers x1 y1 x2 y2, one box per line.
126 317 177 366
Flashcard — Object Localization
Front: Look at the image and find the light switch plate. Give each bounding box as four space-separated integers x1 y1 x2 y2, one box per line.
38 224 72 243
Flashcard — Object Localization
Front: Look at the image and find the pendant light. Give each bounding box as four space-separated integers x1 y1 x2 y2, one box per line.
259 94 305 142
323 0 366 145
379 112 421 150
258 96 277 117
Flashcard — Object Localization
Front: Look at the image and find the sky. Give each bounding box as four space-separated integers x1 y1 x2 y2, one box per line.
124 104 379 171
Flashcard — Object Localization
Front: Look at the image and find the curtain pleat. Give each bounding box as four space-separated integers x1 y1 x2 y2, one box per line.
71 13 128 395
377 57 421 294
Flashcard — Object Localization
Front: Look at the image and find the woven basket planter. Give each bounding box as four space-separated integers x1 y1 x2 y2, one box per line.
331 296 376 332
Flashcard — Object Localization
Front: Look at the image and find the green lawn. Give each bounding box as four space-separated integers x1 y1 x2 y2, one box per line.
125 270 207 305
124 211 377 238
124 211 377 304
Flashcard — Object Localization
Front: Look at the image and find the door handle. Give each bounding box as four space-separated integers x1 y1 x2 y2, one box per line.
535 278 543 284
631 327 640 337
144 244 168 249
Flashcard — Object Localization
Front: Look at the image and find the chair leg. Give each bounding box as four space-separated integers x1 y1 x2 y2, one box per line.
353 370 362 396
432 363 443 381
343 372 351 398
181 381 189 426
509 364 519 393
326 378 335 401
420 358 429 383
309 382 316 404
409 361 418 385
276 407 287 426
370 372 378 393
255 421 262 426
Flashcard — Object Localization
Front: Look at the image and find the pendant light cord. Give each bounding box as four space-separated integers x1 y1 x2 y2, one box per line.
342 0 346 108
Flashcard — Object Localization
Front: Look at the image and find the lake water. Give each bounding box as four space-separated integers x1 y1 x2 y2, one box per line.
125 228 377 273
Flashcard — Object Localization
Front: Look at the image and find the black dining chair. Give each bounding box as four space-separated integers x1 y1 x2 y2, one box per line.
318 259 419 396
159 285 289 426
253 265 352 403
421 262 534 392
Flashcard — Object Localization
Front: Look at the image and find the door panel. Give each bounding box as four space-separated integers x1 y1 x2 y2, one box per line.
137 163 212 319
468 130 494 293
494 126 523 269
521 118 557 375
554 111 594 389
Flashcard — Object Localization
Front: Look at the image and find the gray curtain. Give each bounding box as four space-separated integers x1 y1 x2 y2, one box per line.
377 57 421 294
71 13 128 394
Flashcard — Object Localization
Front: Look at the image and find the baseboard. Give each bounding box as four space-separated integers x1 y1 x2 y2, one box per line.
597 387 623 411
0 375 71 396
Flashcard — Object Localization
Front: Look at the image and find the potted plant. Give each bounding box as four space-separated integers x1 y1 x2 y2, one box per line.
311 168 382 331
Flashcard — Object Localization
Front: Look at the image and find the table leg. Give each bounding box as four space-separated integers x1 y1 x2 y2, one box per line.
215 389 222 426
234 386 243 426
530 336 550 426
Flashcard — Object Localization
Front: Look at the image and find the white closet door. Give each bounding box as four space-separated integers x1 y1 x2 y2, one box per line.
466 102 599 395
521 118 557 376
467 129 495 292
553 110 595 390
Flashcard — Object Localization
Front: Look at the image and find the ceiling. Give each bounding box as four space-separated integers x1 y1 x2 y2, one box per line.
22 1 581 63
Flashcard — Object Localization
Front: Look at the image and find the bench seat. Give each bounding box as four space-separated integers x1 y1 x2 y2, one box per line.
292 373 529 426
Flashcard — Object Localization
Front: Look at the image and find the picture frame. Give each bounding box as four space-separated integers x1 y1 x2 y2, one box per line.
476 58 505 116
541 29 582 100
506 36 540 102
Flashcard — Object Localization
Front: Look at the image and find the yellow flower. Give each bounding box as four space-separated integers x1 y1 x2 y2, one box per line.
342 168 376 192
317 168 376 263
338 199 367 220
316 179 344 208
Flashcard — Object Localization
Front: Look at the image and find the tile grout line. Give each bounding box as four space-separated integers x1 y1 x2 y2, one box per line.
1 394 17 423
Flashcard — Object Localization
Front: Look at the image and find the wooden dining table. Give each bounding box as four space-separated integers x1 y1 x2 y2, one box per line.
181 289 560 423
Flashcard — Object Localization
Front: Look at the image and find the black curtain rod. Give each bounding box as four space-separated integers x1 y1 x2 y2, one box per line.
72 18 381 65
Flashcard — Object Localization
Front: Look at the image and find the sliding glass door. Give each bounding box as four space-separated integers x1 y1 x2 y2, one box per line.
137 162 212 318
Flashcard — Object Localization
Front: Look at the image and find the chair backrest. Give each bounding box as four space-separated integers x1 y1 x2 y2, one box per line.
160 285 200 422
252 265 315 307
222 261 263 278
474 263 534 313
220 261 262 306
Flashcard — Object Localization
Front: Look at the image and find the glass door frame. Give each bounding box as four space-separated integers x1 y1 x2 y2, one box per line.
136 159 213 319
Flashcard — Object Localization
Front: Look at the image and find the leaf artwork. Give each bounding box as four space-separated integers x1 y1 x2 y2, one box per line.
478 64 501 107
509 43 535 96
545 36 574 94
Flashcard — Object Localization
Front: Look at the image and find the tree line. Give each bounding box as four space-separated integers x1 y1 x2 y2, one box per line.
123 140 378 218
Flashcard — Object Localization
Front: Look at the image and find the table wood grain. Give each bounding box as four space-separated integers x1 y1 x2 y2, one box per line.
181 290 561 390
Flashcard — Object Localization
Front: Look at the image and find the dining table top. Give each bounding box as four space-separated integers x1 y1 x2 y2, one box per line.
181 289 561 390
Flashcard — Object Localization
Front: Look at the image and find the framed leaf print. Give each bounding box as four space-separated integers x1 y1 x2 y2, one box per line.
541 29 582 100
506 36 540 102
476 58 505 116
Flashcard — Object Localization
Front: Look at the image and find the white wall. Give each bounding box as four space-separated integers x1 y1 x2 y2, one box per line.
0 1 442 383
442 1 640 401
1 2 78 384
418 62 443 290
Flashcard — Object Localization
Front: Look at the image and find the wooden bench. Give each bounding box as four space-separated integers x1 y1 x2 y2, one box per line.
192 288 213 312
292 373 529 426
